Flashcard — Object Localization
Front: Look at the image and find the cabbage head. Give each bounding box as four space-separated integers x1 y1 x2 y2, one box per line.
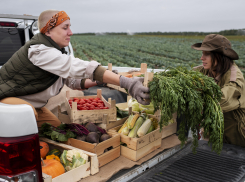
127 98 140 112
139 102 154 114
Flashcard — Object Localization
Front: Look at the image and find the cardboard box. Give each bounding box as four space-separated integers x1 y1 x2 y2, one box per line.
65 89 117 124
40 137 99 182
63 132 121 167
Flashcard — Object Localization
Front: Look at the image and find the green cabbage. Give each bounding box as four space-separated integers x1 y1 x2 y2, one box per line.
139 102 154 114
127 98 140 112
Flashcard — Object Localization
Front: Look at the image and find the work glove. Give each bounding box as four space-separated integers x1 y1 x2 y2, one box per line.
120 76 150 105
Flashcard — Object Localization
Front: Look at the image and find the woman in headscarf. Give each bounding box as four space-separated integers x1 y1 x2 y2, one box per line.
0 10 150 129
192 34 245 147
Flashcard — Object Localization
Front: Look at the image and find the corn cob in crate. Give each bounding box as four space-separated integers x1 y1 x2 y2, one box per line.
127 113 140 129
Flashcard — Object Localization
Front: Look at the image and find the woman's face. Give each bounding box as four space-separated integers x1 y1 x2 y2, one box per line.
201 51 215 70
45 19 73 48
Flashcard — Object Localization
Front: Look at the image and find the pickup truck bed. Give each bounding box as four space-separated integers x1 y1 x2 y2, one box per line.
128 140 245 182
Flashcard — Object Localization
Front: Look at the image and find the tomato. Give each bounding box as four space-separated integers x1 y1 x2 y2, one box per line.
103 107 109 109
78 100 85 105
97 100 104 103
83 99 89 102
90 102 97 106
73 97 79 101
77 105 83 110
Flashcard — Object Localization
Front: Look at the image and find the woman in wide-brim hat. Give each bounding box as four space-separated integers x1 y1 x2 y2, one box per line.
192 34 245 147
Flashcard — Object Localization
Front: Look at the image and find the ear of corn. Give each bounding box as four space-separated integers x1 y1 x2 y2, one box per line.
128 116 145 138
127 114 140 129
137 119 152 137
146 124 154 134
121 126 130 136
118 116 131 133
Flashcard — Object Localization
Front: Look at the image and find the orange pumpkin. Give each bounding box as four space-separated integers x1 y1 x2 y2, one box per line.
40 141 49 158
42 159 65 178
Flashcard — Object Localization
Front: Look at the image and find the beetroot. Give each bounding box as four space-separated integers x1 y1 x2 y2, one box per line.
85 122 98 132
86 132 100 143
100 134 111 142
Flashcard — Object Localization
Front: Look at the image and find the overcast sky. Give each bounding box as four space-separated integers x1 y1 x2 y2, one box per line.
1 0 244 33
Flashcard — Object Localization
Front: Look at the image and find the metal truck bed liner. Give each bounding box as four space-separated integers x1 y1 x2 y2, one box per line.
131 140 245 182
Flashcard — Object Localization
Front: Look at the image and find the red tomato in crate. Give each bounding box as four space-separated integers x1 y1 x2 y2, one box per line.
97 100 104 103
78 100 85 105
77 105 83 110
83 99 89 102
91 102 97 106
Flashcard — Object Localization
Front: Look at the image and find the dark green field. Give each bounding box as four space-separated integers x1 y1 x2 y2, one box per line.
71 35 245 74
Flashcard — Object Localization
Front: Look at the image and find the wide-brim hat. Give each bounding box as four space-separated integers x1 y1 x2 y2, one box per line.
191 34 239 60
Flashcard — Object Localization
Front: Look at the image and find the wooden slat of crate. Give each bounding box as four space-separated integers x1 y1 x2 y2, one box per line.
96 116 128 131
65 89 117 123
161 121 177 139
41 138 99 182
58 105 126 131
98 145 120 167
121 138 161 161
63 132 120 167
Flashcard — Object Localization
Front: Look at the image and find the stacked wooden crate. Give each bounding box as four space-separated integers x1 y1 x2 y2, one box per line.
41 137 99 182
56 89 121 167
108 114 162 161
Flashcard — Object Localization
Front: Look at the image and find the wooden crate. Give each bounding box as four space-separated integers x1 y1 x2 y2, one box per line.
121 138 161 161
108 115 162 161
58 105 127 131
161 113 177 139
65 89 117 124
40 137 99 182
63 132 120 167
106 63 148 94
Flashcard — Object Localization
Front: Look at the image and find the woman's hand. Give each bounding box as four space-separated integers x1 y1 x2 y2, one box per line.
119 76 150 105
